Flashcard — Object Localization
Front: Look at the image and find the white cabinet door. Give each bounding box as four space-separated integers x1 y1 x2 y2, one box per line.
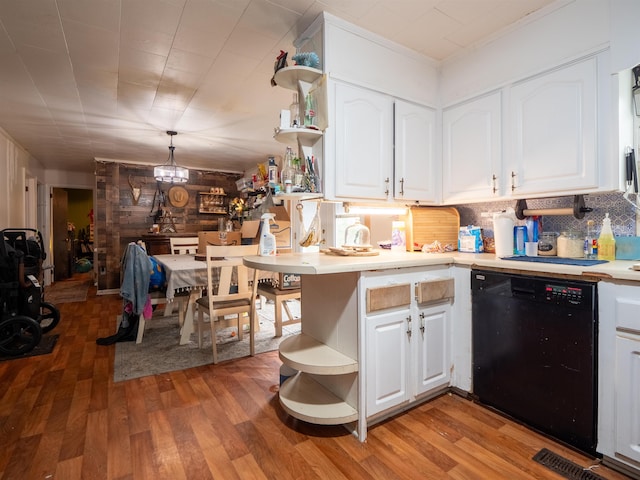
615 334 640 464
442 91 502 204
334 82 394 200
394 100 439 203
506 57 598 196
415 303 450 396
365 308 410 416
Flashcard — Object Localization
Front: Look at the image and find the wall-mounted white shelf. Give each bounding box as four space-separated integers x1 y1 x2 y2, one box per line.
274 127 323 147
274 66 322 91
275 192 323 201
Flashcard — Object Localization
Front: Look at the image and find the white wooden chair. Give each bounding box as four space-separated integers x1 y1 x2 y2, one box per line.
256 283 301 337
169 236 199 254
193 244 260 363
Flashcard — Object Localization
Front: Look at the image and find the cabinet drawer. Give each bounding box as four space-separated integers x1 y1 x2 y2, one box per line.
616 297 640 333
366 283 411 313
415 278 454 305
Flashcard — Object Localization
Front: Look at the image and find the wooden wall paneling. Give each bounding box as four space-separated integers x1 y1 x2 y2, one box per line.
95 162 243 291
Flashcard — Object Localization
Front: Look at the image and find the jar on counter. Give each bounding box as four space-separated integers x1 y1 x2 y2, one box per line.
538 232 558 256
557 230 584 258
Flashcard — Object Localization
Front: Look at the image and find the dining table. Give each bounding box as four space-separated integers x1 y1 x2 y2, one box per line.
153 254 208 344
153 253 277 345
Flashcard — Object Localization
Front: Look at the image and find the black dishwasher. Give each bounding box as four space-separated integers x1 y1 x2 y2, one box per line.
471 269 597 455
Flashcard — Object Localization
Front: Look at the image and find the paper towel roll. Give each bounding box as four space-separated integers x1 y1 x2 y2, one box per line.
493 210 515 257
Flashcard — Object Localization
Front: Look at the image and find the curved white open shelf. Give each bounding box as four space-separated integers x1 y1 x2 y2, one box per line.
279 334 358 375
273 66 322 90
273 127 322 147
279 372 358 425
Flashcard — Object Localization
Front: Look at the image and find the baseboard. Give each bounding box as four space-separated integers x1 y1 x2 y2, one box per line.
603 455 640 479
97 288 119 296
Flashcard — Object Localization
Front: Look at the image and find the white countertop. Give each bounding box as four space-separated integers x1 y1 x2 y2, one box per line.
244 250 640 282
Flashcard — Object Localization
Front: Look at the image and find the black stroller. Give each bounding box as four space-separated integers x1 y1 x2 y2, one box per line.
0 228 60 356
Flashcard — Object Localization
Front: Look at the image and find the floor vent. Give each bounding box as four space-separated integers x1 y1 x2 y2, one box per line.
532 448 605 480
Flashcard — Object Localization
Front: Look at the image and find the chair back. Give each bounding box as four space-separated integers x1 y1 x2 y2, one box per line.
169 236 199 254
204 244 259 304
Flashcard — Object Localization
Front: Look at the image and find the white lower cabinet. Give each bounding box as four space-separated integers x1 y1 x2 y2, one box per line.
363 269 453 419
598 281 640 477
366 304 411 415
615 333 640 464
415 302 450 397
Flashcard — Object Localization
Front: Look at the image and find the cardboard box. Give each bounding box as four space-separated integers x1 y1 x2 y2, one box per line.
271 220 291 250
279 272 301 289
197 231 242 253
263 205 292 250
240 220 260 239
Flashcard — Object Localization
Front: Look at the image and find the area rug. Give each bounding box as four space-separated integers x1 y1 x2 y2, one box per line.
45 280 89 304
113 301 301 382
0 334 59 362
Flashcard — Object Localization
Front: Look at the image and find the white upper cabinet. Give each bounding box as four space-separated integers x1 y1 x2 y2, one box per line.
333 82 394 200
443 55 604 204
442 91 502 204
394 100 439 203
331 82 438 203
506 57 598 197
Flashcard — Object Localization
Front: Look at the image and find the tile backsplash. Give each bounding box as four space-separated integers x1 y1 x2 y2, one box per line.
456 192 638 239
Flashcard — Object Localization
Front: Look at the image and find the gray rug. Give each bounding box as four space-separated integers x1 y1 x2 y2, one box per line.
46 279 89 304
113 301 301 382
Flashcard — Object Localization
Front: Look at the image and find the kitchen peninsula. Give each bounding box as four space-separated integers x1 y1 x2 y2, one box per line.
245 250 456 441
245 250 640 476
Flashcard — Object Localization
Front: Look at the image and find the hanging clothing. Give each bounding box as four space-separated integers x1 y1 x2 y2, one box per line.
120 242 152 315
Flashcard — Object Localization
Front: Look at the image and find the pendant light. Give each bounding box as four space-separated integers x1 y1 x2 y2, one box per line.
154 131 189 183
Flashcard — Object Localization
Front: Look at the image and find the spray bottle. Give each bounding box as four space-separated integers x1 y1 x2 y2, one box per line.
597 212 616 261
259 213 277 256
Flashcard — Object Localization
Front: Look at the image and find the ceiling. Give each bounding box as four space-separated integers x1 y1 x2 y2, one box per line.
0 0 557 176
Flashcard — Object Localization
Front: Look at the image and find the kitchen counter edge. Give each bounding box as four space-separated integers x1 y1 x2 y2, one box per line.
244 251 640 282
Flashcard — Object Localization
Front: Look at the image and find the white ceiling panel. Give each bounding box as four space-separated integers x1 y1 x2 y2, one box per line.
0 0 558 174
0 0 68 53
63 21 119 71
57 0 120 32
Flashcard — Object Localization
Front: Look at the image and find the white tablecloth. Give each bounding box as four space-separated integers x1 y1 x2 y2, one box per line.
153 254 207 300
153 253 276 345
153 253 277 301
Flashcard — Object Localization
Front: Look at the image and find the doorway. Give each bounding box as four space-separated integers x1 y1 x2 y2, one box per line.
51 188 93 281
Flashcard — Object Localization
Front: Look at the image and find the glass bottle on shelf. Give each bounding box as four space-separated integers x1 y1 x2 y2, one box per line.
304 92 316 127
289 93 300 128
268 156 278 188
293 157 304 191
280 146 296 193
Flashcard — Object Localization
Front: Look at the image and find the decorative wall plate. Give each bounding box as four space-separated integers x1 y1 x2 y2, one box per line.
168 185 189 208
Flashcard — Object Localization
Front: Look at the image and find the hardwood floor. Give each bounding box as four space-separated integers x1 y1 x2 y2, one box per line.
0 281 632 479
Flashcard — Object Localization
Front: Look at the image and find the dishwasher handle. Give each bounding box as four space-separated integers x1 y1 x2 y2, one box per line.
511 285 536 299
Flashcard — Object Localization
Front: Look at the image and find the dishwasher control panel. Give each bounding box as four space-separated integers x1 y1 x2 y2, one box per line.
545 284 585 306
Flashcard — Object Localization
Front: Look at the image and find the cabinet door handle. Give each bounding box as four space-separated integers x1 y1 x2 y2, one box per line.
419 312 425 334
406 315 412 338
511 171 517 191
384 177 390 197
399 178 404 196
492 174 498 194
